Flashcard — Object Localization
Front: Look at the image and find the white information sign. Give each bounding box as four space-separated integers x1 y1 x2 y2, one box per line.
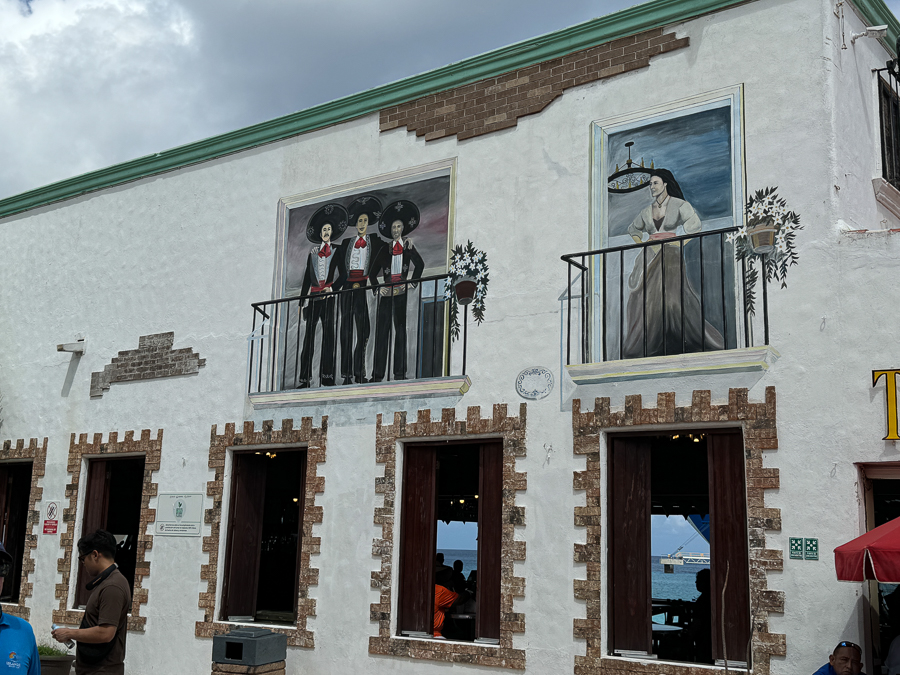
155 493 203 536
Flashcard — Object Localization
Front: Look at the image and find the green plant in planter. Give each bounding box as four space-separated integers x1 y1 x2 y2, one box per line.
38 643 70 657
730 186 803 316
444 240 489 341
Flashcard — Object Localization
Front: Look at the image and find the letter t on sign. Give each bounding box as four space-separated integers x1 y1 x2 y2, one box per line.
874 370 900 441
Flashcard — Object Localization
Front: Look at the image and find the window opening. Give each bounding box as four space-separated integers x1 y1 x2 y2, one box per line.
398 442 501 643
0 462 33 603
75 456 145 608
870 479 900 669
879 71 900 191
221 449 306 624
608 432 749 666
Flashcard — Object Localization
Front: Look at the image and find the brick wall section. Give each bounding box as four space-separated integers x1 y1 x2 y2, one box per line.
368 404 527 669
195 418 326 649
53 429 162 631
0 437 47 621
91 332 206 398
571 388 785 675
380 28 689 143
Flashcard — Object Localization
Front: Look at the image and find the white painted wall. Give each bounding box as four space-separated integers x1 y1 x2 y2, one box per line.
0 0 896 672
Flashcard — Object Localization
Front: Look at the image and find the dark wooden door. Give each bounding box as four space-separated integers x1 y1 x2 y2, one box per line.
221 452 267 620
397 446 437 635
707 431 751 664
1 464 33 602
608 436 652 654
75 459 111 607
476 442 502 641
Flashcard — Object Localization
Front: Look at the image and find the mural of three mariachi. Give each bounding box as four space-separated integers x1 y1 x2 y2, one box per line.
591 87 747 360
275 161 454 389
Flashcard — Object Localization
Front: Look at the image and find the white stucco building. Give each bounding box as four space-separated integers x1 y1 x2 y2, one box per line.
2 0 900 673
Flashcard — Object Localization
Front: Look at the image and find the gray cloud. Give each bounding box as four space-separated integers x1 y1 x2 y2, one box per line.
0 0 646 200
4 0 898 201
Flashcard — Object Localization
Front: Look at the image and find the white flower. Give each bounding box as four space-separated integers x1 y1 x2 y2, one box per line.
725 232 736 243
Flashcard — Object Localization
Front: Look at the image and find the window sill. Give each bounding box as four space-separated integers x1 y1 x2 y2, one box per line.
873 177 900 220
249 375 471 407
565 346 779 385
602 654 730 671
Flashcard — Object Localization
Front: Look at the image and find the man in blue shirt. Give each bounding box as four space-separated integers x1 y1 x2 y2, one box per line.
814 641 865 675
0 541 40 674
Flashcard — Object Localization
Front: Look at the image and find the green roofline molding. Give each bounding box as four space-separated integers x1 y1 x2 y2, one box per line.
0 0 896 220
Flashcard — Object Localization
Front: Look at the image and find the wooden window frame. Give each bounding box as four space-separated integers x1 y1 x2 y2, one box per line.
195 418 326 649
572 388 785 675
369 404 527 670
396 441 502 641
0 438 46 622
219 449 308 623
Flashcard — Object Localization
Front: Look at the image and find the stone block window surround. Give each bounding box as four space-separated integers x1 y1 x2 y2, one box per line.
369 404 527 670
53 430 161 632
195 419 326 648
0 438 47 621
571 388 786 675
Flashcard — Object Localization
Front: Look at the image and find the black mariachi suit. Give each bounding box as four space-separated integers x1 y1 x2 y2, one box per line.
298 243 343 387
372 238 424 381
337 234 383 382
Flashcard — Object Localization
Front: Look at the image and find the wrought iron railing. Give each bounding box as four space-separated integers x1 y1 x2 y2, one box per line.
561 228 769 365
248 275 456 394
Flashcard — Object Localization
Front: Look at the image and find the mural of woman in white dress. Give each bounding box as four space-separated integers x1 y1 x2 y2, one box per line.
622 168 725 358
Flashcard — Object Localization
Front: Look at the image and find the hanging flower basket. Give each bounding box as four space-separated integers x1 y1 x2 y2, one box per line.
453 275 478 305
444 241 489 341
747 218 778 254
730 186 803 316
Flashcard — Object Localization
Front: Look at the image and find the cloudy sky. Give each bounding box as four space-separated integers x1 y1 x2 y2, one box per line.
2 0 899 202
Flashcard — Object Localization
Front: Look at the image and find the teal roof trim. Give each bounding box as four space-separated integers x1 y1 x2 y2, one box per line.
851 0 900 53
0 0 896 219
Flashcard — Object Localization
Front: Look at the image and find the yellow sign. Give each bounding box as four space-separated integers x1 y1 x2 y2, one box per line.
874 370 900 441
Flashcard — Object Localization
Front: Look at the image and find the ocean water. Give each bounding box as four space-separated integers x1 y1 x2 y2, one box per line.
438 549 478 577
436 551 707 602
652 559 709 602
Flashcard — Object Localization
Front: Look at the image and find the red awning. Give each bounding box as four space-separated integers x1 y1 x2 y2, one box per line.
835 517 900 582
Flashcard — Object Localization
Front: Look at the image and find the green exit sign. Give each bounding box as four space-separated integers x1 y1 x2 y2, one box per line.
804 538 819 561
790 537 818 560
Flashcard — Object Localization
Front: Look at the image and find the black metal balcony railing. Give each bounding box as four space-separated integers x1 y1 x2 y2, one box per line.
561 228 769 365
249 275 457 394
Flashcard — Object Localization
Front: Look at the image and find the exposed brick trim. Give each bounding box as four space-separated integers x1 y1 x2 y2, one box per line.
380 27 689 143
91 332 206 398
368 404 527 669
0 437 47 620
195 418 326 648
53 429 162 631
571 388 785 675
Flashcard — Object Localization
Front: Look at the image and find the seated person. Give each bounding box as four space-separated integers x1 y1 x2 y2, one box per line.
434 552 451 574
450 560 467 595
434 568 466 639
689 568 712 664
813 641 864 675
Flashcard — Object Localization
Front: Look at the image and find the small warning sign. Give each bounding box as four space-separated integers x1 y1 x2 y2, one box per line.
43 501 60 535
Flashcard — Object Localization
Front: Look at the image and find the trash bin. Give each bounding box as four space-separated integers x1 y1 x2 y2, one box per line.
211 627 287 674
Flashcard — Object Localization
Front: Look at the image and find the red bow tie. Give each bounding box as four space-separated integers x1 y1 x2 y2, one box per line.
354 238 367 249
318 243 331 257
392 241 403 255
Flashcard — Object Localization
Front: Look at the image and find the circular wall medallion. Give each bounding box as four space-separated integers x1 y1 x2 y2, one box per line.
515 366 554 400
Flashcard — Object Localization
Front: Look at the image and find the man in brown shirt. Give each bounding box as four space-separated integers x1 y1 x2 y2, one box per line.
52 529 131 674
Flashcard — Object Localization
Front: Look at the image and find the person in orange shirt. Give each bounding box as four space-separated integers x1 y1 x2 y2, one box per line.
434 569 460 639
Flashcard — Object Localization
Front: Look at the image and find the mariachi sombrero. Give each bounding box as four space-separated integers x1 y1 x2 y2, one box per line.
306 203 349 243
378 200 420 239
347 195 382 231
